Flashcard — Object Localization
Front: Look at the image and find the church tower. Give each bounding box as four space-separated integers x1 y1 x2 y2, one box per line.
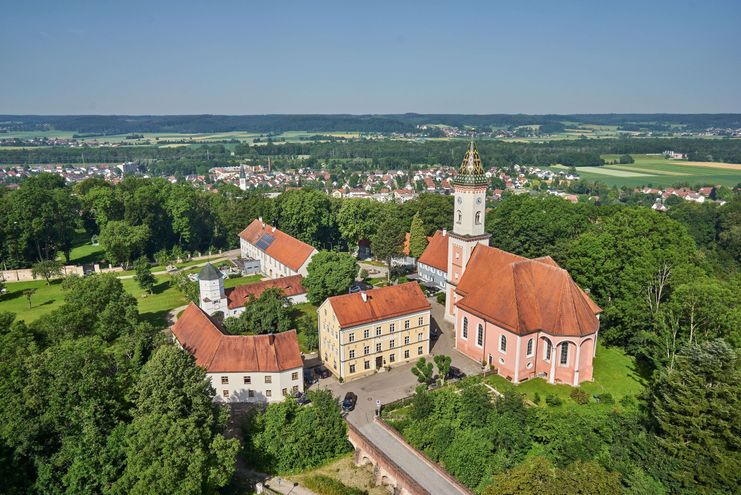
198 263 227 316
445 142 490 321
238 164 247 191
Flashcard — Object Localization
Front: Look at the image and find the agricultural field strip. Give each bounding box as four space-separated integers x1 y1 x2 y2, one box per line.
605 165 685 176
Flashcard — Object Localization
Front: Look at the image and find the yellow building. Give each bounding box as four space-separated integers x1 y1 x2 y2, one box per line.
318 282 432 380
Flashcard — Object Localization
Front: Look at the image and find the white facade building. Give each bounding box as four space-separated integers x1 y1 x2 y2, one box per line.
172 303 304 404
239 218 317 278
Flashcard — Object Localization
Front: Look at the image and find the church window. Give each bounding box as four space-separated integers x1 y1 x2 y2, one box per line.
477 324 484 347
456 210 462 223
499 335 507 353
560 343 569 365
475 211 482 225
544 340 552 361
462 317 468 339
526 338 534 357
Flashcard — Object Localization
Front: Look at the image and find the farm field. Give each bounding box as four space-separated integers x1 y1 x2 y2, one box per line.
552 154 741 187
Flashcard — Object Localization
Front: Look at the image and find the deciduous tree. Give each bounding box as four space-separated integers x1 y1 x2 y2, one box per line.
304 251 358 305
99 221 150 268
31 259 63 285
113 345 238 494
223 287 292 335
133 257 156 294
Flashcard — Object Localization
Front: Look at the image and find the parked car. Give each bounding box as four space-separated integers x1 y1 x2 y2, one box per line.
314 365 331 379
349 281 373 294
303 369 317 386
342 392 358 412
293 391 310 406
446 366 466 381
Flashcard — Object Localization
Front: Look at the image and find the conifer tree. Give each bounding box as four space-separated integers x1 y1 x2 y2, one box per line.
409 212 428 258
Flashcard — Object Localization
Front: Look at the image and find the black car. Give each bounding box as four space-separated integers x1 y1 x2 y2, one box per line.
342 392 358 412
303 369 317 385
293 391 310 406
314 365 331 379
446 366 466 381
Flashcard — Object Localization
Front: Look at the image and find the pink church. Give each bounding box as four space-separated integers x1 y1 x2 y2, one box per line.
423 143 601 386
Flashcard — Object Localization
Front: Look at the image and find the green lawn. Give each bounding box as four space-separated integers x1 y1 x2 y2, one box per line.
56 230 106 265
0 274 188 328
485 342 646 406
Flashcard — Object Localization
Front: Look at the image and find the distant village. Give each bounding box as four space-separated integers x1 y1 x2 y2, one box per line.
0 155 731 209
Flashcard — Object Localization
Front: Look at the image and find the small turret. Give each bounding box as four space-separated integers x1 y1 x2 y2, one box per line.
198 263 227 316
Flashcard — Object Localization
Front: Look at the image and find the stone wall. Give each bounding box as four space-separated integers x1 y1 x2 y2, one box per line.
0 265 84 282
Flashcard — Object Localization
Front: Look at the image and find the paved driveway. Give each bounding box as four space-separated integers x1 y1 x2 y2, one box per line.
311 298 481 426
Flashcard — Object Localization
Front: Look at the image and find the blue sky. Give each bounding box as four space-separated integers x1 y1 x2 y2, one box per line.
1 0 739 114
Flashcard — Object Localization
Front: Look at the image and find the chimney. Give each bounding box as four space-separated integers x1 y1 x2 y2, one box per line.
268 333 275 345
272 226 276 233
360 292 368 303
442 229 447 237
259 216 264 227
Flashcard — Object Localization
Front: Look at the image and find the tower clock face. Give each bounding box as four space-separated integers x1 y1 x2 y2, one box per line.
457 196 463 204
476 197 483 205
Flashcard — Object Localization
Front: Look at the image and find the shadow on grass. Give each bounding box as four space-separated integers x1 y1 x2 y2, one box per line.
151 281 170 295
140 309 171 329
71 251 106 265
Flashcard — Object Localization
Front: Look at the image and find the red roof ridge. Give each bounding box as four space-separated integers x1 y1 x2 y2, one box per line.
328 282 430 328
239 219 316 271
171 303 302 372
456 245 601 337
225 275 306 309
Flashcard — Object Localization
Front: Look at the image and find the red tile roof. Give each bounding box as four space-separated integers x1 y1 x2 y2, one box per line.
239 219 316 272
225 275 306 309
417 230 449 271
171 303 303 373
456 246 601 337
328 282 430 328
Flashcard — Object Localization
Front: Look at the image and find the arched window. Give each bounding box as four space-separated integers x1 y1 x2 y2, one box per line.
526 338 534 357
475 211 482 225
544 340 552 361
476 324 484 347
456 210 462 223
499 335 507 352
462 317 468 339
560 343 569 365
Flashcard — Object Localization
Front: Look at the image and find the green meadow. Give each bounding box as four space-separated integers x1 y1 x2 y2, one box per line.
552 154 741 188
0 275 187 327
